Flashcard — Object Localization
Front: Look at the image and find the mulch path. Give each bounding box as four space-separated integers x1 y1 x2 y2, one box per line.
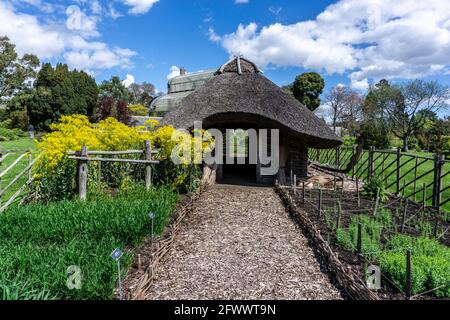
137 184 344 300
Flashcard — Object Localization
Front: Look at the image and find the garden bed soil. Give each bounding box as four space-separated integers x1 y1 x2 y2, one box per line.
281 185 448 300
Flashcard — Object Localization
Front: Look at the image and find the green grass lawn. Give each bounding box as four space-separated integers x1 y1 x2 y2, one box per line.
316 147 450 213
0 137 38 206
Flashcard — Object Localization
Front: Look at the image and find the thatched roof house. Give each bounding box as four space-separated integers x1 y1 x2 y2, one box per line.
163 56 342 185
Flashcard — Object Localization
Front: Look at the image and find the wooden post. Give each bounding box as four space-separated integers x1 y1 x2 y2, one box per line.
290 167 293 185
302 181 305 204
145 140 152 189
406 249 412 300
433 210 440 238
137 254 142 271
401 199 408 233
373 188 380 216
352 145 356 179
335 147 340 167
336 200 342 229
97 157 102 185
368 146 374 179
422 183 427 208
293 174 297 195
432 154 444 210
413 157 418 202
357 222 362 254
333 172 337 191
356 177 361 208
318 188 323 214
28 152 32 182
0 151 2 207
396 147 401 195
78 146 88 201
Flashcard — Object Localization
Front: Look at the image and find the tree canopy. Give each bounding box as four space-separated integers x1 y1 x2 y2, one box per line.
0 36 39 100
291 72 325 111
99 76 131 103
16 63 99 130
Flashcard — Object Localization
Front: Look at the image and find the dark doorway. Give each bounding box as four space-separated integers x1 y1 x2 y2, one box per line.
219 129 258 185
221 163 257 185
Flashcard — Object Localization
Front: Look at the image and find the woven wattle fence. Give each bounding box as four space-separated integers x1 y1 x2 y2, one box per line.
275 184 379 300
130 183 207 300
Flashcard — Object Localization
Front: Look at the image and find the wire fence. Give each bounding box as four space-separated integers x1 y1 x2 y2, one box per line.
309 146 450 213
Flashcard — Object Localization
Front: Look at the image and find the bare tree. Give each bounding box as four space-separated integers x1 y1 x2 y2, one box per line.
386 80 449 151
325 85 362 135
341 91 363 136
128 82 155 106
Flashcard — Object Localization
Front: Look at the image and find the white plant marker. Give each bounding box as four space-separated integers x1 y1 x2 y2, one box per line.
149 212 156 241
111 248 124 300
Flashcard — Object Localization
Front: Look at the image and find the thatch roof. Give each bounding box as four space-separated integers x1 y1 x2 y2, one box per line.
162 57 342 149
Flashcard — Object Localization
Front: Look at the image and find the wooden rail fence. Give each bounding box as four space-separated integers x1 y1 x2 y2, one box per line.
309 146 449 213
0 150 37 213
67 140 159 200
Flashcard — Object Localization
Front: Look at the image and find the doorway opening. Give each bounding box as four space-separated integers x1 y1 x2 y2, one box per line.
219 129 257 185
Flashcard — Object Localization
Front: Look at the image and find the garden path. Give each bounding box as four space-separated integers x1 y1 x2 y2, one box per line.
142 184 344 299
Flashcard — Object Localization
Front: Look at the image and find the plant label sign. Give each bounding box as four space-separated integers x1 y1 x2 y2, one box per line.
111 248 123 261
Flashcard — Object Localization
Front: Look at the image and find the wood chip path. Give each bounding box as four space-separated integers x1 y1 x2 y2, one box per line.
142 185 344 300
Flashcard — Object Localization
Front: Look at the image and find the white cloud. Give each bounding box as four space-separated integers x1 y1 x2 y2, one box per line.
208 27 221 43
120 0 159 15
350 78 369 91
90 0 102 15
66 5 99 37
216 0 450 85
167 66 180 80
122 74 136 88
0 2 137 71
108 4 123 19
0 2 64 59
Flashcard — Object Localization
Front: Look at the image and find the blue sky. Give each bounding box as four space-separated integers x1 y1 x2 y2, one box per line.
0 0 449 114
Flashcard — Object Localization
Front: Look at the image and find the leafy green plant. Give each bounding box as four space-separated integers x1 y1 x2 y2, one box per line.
380 235 450 297
361 177 389 202
0 186 177 300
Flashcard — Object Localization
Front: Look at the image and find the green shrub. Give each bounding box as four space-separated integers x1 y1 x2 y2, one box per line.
128 104 148 116
342 136 356 146
360 121 390 149
336 228 354 251
378 252 428 295
0 186 177 300
380 235 450 297
0 126 26 141
361 176 389 202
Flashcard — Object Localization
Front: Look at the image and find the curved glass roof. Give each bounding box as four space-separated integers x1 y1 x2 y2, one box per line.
151 69 215 113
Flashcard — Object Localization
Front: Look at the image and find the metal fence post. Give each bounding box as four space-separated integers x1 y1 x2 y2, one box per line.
432 154 444 210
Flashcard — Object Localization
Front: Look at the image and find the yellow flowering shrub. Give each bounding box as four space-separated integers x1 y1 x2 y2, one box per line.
35 115 214 200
